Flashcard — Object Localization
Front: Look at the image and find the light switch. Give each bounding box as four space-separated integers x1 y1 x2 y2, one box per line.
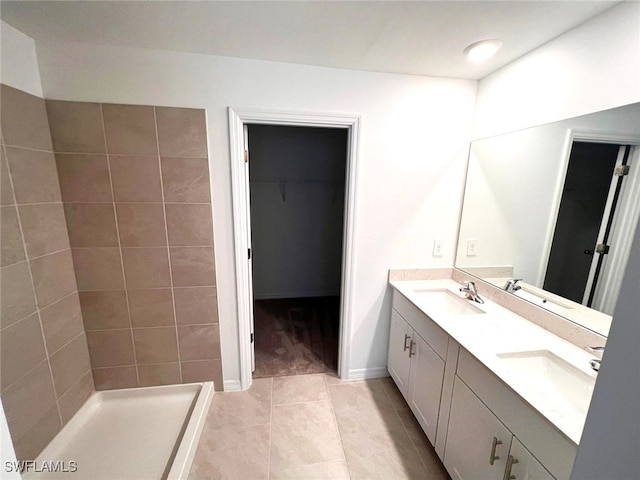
433 239 443 257
467 238 478 256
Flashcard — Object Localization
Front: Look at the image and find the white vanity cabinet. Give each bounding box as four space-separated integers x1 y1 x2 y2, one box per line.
388 284 577 480
444 377 512 480
388 291 447 444
444 377 554 480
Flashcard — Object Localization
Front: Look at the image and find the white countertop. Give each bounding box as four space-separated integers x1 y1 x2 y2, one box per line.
390 278 598 445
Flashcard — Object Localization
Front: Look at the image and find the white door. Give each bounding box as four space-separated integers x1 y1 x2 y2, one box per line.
243 124 255 372
387 310 412 397
444 377 512 480
407 333 445 444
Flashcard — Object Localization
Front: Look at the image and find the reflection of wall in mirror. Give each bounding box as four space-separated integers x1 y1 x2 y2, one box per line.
456 103 640 291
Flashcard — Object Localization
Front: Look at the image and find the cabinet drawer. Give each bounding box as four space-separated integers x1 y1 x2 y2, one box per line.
457 349 576 480
392 290 448 359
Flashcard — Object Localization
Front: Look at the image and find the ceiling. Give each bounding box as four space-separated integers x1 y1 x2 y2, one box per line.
0 1 620 80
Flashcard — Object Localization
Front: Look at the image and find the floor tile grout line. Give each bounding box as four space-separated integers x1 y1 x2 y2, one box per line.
325 378 351 473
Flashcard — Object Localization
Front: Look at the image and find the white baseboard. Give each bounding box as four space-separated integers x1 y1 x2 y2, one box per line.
346 366 390 380
223 379 243 392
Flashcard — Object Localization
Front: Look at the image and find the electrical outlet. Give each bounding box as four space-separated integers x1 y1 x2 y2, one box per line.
467 238 478 256
433 239 443 257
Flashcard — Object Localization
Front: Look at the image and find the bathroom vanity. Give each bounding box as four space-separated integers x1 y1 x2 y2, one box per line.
387 274 599 480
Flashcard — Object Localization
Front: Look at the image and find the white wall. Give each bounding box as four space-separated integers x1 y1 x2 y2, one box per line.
472 2 640 477
34 40 477 384
473 1 640 139
0 20 42 97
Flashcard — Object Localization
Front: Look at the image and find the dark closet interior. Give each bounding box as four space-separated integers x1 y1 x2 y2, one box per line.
247 125 348 377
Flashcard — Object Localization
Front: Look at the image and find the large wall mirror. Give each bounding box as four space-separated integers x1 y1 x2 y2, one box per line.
456 103 640 337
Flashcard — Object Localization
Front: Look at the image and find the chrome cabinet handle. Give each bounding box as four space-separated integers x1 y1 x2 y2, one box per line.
489 437 503 465
403 334 411 351
409 340 416 357
504 455 519 480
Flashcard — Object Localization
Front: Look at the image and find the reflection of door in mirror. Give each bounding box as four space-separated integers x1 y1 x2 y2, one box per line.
543 142 634 313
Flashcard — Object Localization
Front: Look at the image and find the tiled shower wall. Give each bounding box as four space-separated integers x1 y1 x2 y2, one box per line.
45 100 222 390
1 84 94 460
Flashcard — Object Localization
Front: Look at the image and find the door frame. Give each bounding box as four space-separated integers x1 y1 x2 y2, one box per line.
229 108 361 390
538 129 640 311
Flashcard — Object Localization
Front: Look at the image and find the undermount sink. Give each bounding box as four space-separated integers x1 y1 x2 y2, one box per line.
497 350 595 420
412 289 485 315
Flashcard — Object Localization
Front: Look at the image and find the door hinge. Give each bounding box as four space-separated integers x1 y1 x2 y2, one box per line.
251 333 254 343
614 165 630 177
244 150 249 163
248 248 251 259
595 244 610 254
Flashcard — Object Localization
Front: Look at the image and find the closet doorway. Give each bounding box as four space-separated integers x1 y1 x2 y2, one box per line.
229 108 360 390
247 125 347 378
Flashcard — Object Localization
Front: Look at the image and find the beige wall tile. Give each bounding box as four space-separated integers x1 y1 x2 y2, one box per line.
12 405 61 461
0 261 37 329
116 203 167 247
128 288 175 327
30 249 77 308
133 327 179 364
46 100 105 153
55 154 112 202
138 362 181 387
1 206 25 267
169 247 215 286
161 157 210 203
58 370 94 424
1 150 16 205
178 324 220 362
0 313 47 392
86 329 135 368
122 247 171 288
0 85 53 151
79 290 130 330
174 286 218 325
110 156 163 202
39 292 84 354
166 204 213 246
155 107 207 158
5 147 61 204
18 203 70 259
49 333 91 396
71 247 124 291
64 203 119 248
46 100 106 154
2 361 58 441
181 359 221 385
102 104 158 155
93 366 138 390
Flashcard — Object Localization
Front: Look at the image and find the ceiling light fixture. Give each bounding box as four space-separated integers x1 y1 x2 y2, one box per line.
464 39 503 63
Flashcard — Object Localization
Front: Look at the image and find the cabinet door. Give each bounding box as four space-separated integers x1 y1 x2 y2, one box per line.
507 438 555 480
407 333 445 444
444 377 512 480
388 310 412 397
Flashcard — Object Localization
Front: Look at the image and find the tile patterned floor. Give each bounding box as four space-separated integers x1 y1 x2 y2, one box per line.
188 374 450 480
253 298 340 378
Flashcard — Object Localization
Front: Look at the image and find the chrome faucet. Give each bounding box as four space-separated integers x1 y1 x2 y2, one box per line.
459 280 484 304
587 346 605 372
503 278 522 293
